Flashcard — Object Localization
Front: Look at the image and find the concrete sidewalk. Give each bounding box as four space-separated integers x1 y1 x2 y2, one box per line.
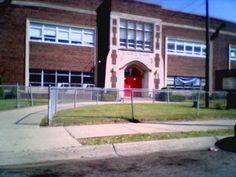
65 119 235 139
0 105 235 166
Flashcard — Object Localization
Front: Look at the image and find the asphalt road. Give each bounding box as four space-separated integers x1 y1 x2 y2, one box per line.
1 150 236 177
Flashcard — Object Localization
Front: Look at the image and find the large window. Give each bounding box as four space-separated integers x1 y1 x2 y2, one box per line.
120 19 153 51
167 39 206 58
30 22 95 47
229 44 236 61
29 69 94 87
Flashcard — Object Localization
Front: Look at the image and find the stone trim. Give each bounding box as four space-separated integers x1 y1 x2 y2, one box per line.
111 50 117 65
12 0 96 15
163 22 236 37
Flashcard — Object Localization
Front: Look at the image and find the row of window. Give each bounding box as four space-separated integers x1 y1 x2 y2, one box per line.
29 22 95 47
167 39 206 58
30 69 94 87
120 19 153 51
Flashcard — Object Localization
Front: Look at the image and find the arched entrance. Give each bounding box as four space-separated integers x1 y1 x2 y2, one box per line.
124 65 144 96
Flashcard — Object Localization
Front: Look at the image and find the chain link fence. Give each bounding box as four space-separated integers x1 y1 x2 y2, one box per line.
0 85 48 111
48 87 235 125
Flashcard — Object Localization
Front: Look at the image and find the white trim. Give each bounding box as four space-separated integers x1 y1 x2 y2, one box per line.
164 37 168 87
29 21 96 48
163 22 236 37
12 0 96 15
25 19 30 87
111 12 162 24
167 38 206 58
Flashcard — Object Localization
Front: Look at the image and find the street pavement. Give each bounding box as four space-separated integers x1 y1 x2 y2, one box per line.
0 104 235 166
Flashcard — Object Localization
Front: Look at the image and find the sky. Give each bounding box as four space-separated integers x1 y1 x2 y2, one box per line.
139 0 236 23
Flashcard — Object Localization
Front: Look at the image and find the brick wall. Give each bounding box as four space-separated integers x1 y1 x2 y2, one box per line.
0 1 99 84
30 43 95 72
162 26 206 77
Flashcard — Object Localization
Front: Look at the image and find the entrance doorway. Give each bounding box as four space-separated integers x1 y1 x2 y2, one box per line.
124 66 143 97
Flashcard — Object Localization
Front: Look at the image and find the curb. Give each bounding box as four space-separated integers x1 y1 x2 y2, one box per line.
0 136 224 167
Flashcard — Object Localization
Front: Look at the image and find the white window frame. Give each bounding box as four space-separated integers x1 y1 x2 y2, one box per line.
167 38 206 58
119 19 153 51
229 44 236 61
29 21 95 47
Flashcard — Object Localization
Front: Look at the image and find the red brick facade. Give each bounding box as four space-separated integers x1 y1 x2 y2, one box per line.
0 0 99 84
0 0 236 90
30 43 95 72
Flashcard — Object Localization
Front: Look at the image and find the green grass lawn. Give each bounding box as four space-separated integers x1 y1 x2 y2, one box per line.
51 103 236 126
79 128 234 145
0 99 48 111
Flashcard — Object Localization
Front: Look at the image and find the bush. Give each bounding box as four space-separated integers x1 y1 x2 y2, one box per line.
101 93 115 101
40 117 49 126
0 76 4 99
5 87 17 99
155 87 171 101
170 95 186 102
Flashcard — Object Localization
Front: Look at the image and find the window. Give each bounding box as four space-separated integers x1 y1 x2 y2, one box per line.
167 39 206 57
71 28 82 44
58 27 69 43
29 22 95 47
29 69 94 87
44 25 56 42
83 30 94 45
229 45 236 61
30 23 42 41
120 19 153 51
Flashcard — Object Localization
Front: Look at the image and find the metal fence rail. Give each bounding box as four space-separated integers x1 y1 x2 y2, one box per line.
47 87 233 125
0 85 48 111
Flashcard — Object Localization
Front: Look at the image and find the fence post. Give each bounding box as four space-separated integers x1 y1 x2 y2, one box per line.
48 85 51 126
196 90 200 117
16 83 20 108
152 89 155 103
96 89 99 105
131 89 135 121
167 89 170 104
74 89 77 108
30 85 34 106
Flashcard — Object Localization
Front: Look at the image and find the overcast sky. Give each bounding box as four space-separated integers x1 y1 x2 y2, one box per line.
139 0 236 23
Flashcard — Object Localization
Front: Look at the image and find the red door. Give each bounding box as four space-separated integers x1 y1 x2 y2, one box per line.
124 76 142 97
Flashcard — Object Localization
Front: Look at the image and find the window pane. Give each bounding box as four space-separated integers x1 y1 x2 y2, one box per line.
185 45 193 54
168 43 175 50
30 23 42 40
30 28 42 40
120 20 126 28
58 27 69 43
128 21 135 29
144 24 152 31
144 32 151 42
230 50 236 58
128 30 135 48
176 44 184 52
120 28 127 47
84 30 94 45
44 25 56 42
71 31 82 44
194 46 201 52
136 23 143 30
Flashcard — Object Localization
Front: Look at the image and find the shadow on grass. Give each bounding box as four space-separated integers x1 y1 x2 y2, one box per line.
54 115 141 123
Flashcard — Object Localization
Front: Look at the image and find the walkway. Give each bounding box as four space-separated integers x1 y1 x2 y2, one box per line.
0 104 235 166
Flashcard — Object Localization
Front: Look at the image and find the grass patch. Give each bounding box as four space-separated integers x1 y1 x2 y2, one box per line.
0 99 48 111
52 103 236 126
79 128 234 145
40 116 49 126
